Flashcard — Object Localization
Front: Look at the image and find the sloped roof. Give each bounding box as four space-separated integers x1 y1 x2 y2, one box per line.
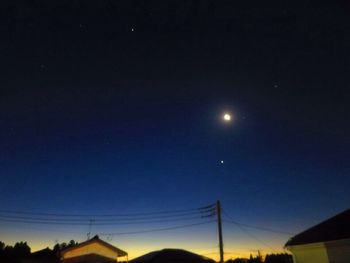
28 247 58 260
285 209 350 246
130 248 215 263
31 248 55 257
61 235 127 257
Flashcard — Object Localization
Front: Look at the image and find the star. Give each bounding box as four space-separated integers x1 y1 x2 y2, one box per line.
220 160 224 164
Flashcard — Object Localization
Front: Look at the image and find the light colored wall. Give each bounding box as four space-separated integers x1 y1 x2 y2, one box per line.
287 242 329 263
62 242 118 260
326 238 350 263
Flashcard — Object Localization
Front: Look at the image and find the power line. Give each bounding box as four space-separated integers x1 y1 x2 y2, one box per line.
222 210 280 253
0 212 209 223
0 203 217 243
0 204 215 218
0 203 216 227
222 220 294 235
236 224 277 253
99 220 215 236
0 218 92 225
221 210 295 236
0 223 85 235
224 218 278 253
0 215 210 226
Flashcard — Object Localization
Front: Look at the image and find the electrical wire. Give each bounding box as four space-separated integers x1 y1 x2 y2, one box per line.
0 215 212 226
222 220 295 235
221 210 295 236
0 211 211 222
0 223 84 235
237 225 277 253
99 220 215 236
0 204 216 228
0 204 215 218
222 210 282 252
0 203 216 243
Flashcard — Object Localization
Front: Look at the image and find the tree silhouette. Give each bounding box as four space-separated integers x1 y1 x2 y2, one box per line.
53 240 79 253
0 241 31 263
264 253 292 263
247 254 262 263
0 241 5 252
228 253 293 263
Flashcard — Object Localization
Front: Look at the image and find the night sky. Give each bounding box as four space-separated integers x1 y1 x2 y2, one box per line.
1 0 350 259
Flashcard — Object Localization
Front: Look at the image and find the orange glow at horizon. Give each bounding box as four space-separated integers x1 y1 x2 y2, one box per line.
1 225 290 261
24 238 287 261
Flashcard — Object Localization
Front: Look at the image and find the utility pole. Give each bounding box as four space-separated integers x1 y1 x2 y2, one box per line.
216 200 224 263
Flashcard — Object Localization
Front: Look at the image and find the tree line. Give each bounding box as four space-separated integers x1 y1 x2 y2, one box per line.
0 241 31 263
0 240 78 263
1 240 292 263
227 253 293 263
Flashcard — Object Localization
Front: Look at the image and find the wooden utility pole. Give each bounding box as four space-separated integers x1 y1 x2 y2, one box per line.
216 200 224 263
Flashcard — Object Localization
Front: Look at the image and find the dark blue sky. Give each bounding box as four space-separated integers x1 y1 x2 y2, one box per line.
1 0 350 258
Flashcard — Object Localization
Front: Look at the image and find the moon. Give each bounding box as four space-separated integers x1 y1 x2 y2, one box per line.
223 113 231 121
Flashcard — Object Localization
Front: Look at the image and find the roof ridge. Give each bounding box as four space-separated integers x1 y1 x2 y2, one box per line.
285 209 350 247
60 236 127 257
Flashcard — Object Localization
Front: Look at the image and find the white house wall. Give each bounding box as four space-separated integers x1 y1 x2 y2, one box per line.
325 239 350 263
62 242 119 261
288 242 329 263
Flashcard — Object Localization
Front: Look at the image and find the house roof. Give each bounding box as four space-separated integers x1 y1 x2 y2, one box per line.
285 209 350 246
30 248 56 257
61 235 127 257
130 248 215 263
28 247 58 260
